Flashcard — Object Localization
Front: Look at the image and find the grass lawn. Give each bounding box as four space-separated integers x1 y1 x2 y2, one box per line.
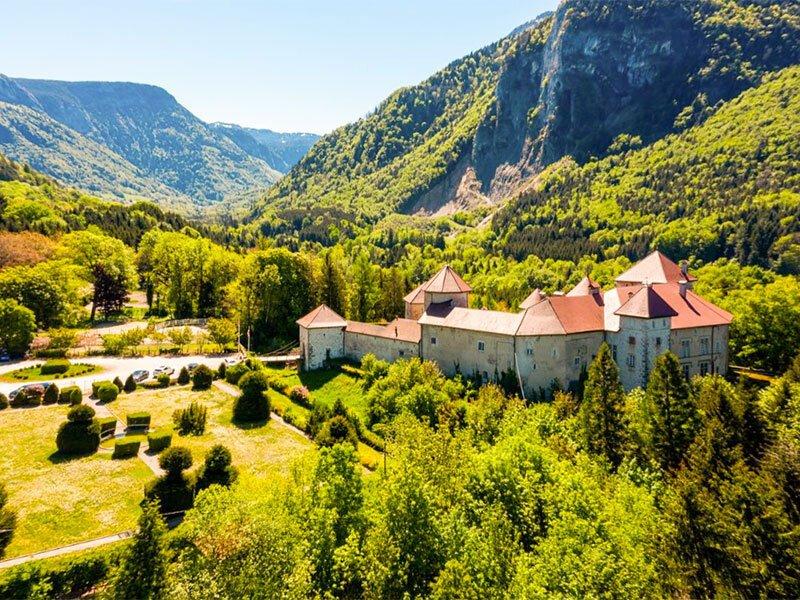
107 386 313 479
1 362 102 383
0 404 152 558
266 366 369 422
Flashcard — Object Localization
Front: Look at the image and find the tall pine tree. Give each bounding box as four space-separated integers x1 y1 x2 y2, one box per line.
580 343 626 467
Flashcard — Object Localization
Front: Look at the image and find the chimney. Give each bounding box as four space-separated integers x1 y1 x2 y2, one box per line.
679 279 688 298
680 261 689 278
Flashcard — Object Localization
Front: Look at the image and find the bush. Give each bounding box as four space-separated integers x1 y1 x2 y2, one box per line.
225 362 250 386
42 382 59 405
59 385 82 406
233 371 271 423
172 402 207 436
98 416 117 438
41 359 70 375
196 445 238 491
123 374 137 393
10 385 44 408
34 348 68 359
147 429 172 453
126 412 151 430
191 364 213 391
91 380 113 398
177 367 190 385
217 361 227 380
96 382 119 404
112 438 140 459
144 474 194 515
156 373 171 388
112 376 124 392
0 393 7 410
56 405 99 455
315 415 359 448
289 385 313 408
158 446 192 475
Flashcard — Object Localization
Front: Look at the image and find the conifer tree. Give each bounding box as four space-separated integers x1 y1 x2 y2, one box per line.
0 482 16 558
109 500 169 599
580 343 626 467
646 352 699 470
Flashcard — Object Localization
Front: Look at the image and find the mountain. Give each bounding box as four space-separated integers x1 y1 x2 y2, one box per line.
210 123 319 173
249 0 800 238
0 77 314 206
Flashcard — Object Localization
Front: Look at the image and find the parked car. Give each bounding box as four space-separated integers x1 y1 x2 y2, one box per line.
131 369 149 383
186 363 199 373
9 382 51 400
0 349 9 362
224 357 240 366
152 365 175 377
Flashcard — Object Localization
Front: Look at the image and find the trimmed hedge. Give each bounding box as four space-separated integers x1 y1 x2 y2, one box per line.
191 364 214 390
91 380 113 398
33 348 68 359
157 373 171 388
289 385 313 409
96 382 119 403
123 374 137 393
233 371 271 422
177 367 190 385
224 362 250 386
112 438 140 459
43 382 59 405
0 393 7 410
126 412 151 430
10 386 44 408
41 359 70 375
147 429 172 453
98 416 117 438
59 385 83 406
56 405 100 455
144 474 194 514
112 376 124 392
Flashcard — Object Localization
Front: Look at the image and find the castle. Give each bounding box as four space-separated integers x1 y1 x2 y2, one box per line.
297 252 732 396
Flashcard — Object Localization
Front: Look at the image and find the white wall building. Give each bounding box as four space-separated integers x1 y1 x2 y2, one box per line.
297 252 733 396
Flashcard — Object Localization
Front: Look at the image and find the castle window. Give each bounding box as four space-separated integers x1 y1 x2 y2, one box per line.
681 339 691 358
700 362 709 376
626 354 635 369
430 337 437 346
551 348 557 358
612 345 618 361
399 350 405 357
526 347 534 356
700 338 709 355
656 337 662 348
682 364 691 379
482 371 489 382
628 336 636 345
477 341 486 352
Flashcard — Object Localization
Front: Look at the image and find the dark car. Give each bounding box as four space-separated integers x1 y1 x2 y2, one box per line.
131 370 149 383
9 382 51 400
0 349 9 362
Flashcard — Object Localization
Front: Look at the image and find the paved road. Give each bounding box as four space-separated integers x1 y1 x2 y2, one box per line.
0 354 239 397
0 531 134 569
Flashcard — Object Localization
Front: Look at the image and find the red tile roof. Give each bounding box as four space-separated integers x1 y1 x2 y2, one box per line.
516 296 605 336
567 276 602 298
615 285 678 319
520 289 545 309
346 318 421 343
652 283 733 329
420 265 472 294
403 283 425 304
296 305 347 329
615 251 696 285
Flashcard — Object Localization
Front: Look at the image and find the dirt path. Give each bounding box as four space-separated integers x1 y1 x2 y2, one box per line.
0 531 134 570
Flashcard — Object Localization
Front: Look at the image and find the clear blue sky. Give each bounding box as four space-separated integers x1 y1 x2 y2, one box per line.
2 0 558 134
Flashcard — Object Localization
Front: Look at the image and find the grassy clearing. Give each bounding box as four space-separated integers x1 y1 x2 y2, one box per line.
0 404 152 558
266 366 369 422
108 386 313 479
1 362 102 382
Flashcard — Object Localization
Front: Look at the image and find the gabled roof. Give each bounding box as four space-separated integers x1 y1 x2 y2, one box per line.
346 318 421 343
520 289 545 309
566 276 601 298
403 283 425 305
615 251 696 285
516 296 605 336
614 286 678 319
296 304 347 329
652 283 733 329
421 265 472 294
419 306 523 335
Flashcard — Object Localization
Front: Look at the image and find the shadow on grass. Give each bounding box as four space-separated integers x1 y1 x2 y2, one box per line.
47 449 96 464
231 416 270 430
298 368 342 391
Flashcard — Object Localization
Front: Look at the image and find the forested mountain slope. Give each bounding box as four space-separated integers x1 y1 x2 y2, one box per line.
0 76 304 205
210 123 319 173
493 65 800 268
250 0 800 240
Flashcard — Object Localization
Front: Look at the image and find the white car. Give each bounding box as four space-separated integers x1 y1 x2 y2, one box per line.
152 365 175 377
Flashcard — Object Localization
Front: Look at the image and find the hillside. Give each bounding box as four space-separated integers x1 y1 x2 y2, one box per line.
249 0 800 240
493 65 800 268
0 76 315 206
210 123 319 173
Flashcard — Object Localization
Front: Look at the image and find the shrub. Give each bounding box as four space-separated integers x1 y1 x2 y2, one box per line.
196 445 238 491
158 446 192 476
172 402 207 436
123 374 137 393
56 405 99 455
315 415 359 448
144 474 194 514
59 385 82 406
34 348 68 359
96 382 119 404
289 385 313 408
147 429 172 453
10 385 44 408
217 361 226 379
41 359 70 375
225 362 250 386
98 416 117 438
0 482 15 558
233 371 271 423
191 364 213 391
177 367 190 385
91 380 113 398
0 393 7 410
112 438 140 459
126 412 151 430
43 382 59 405
156 373 171 388
112 376 124 392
